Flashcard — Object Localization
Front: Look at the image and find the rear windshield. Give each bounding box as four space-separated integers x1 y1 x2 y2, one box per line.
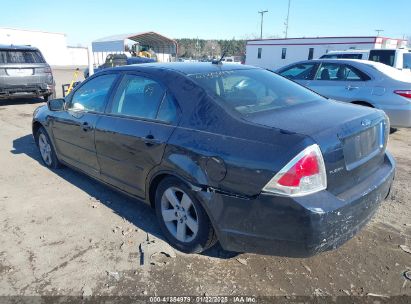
0 50 45 64
321 54 363 59
190 69 322 115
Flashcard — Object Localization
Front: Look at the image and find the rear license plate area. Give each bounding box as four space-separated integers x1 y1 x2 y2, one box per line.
6 69 33 76
343 122 384 171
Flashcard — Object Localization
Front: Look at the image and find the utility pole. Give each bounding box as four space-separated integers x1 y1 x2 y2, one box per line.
258 10 268 39
375 29 384 37
284 0 291 38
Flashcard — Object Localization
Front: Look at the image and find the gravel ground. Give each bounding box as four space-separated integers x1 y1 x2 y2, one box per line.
0 98 410 298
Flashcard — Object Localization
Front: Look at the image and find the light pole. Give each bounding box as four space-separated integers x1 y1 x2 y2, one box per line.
375 29 384 37
284 0 291 38
258 10 268 39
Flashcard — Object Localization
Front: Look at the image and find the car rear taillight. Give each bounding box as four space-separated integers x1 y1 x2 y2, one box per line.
35 67 52 74
262 144 327 197
394 90 411 98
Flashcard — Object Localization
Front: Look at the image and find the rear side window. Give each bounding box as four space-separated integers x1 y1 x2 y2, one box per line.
157 93 179 123
0 50 45 64
110 75 166 120
369 50 395 67
316 63 369 81
190 69 322 115
403 53 411 69
278 63 317 80
68 74 117 112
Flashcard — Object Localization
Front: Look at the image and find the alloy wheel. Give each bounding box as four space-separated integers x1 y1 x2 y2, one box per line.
38 133 52 166
160 187 199 243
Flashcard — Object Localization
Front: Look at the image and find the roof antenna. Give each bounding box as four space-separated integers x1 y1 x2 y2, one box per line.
212 51 226 65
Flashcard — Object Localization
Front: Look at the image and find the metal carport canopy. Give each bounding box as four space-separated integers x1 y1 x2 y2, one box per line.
92 31 177 54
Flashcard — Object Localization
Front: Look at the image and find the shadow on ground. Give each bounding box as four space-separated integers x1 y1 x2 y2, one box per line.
11 134 238 259
0 97 45 106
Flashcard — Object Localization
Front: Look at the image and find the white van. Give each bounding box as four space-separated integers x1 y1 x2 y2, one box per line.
320 49 411 71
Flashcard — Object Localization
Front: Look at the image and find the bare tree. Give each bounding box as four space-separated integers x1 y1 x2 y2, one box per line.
203 40 221 58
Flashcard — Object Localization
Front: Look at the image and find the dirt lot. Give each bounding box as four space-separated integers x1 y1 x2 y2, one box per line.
0 97 410 298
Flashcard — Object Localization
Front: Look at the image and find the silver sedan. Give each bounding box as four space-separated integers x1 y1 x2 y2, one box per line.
276 59 411 127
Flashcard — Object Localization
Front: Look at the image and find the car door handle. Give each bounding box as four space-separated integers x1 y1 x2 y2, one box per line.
82 122 93 132
345 85 359 90
144 134 160 146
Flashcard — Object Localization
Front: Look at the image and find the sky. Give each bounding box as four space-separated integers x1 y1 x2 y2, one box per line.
1 0 410 45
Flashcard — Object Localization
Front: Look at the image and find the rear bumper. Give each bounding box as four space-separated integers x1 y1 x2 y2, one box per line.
201 152 395 257
0 84 53 99
378 103 411 128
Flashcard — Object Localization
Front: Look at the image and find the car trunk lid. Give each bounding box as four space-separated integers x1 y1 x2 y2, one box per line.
244 100 389 195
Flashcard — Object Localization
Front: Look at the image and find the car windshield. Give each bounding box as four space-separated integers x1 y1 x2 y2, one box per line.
0 50 45 64
190 69 322 115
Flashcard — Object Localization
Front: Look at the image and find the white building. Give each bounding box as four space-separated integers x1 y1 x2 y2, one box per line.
246 36 408 70
0 27 88 67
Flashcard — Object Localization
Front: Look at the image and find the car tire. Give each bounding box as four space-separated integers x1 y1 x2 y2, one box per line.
43 95 49 102
36 127 61 169
155 177 217 253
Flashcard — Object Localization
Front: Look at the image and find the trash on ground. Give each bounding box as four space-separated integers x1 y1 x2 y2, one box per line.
82 285 92 298
106 271 120 281
139 239 176 267
399 245 411 254
236 258 248 265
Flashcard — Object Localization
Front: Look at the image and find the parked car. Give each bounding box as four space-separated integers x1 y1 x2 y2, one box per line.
276 59 411 128
83 54 156 78
320 49 411 72
221 56 242 64
320 50 370 60
33 63 395 256
0 44 54 101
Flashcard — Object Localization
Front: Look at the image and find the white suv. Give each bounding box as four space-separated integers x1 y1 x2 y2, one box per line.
320 49 411 72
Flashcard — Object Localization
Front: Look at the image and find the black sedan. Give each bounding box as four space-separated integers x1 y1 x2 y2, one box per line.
32 63 395 256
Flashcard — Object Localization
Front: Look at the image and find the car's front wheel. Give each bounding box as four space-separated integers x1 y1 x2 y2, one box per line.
155 177 217 253
36 127 61 169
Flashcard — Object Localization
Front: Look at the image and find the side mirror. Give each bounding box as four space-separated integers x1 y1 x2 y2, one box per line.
47 98 65 111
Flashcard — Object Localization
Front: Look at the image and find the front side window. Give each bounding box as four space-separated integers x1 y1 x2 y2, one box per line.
109 75 166 120
278 63 317 80
190 69 321 116
68 74 117 112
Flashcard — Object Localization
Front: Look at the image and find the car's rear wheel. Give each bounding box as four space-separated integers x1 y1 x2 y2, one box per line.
155 177 217 253
36 127 61 169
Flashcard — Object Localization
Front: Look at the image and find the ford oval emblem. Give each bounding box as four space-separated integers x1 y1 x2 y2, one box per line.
361 119 371 127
